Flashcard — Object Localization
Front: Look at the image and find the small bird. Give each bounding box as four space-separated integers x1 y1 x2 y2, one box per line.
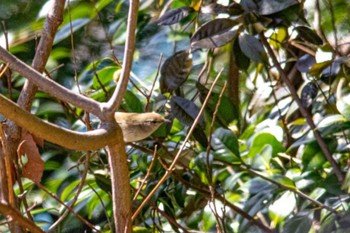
114 112 165 142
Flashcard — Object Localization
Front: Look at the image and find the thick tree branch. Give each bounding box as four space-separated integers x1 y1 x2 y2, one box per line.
104 0 139 114
0 46 104 119
107 142 131 233
17 0 66 111
0 94 120 150
0 202 45 233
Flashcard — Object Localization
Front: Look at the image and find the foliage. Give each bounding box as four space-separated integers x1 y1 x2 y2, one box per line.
1 0 350 232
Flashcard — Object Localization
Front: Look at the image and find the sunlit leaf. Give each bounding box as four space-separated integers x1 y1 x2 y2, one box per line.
160 50 192 93
190 18 238 49
247 132 285 159
269 27 287 49
201 3 241 15
212 128 241 164
156 6 194 25
269 191 296 226
54 18 91 44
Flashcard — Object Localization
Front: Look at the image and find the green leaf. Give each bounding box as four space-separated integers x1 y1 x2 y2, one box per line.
212 128 241 164
197 82 238 127
295 26 323 45
160 50 192 93
36 101 65 116
247 132 285 159
283 213 312 233
170 96 206 129
189 152 210 184
309 60 332 77
301 140 336 172
272 174 295 189
269 191 296 225
190 18 238 49
121 90 144 113
94 170 111 194
60 180 82 201
239 34 267 63
54 18 91 44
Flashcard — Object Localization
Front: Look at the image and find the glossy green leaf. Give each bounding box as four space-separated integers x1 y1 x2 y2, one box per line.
121 90 144 113
189 152 210 184
190 18 238 49
309 60 332 77
36 101 65 116
160 50 192 93
60 180 82 201
212 128 241 164
247 132 285 159
302 140 336 172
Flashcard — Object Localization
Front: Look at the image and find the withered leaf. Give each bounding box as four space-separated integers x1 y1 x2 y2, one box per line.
17 131 44 184
157 6 194 26
160 50 192 93
191 18 238 49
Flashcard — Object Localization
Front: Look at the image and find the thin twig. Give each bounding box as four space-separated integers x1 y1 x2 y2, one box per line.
48 152 91 232
133 145 158 201
132 68 224 220
206 81 227 233
145 54 163 112
259 32 343 182
36 183 101 232
243 166 339 216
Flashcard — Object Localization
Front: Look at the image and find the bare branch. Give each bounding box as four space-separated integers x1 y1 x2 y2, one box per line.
105 0 139 114
0 46 104 119
0 94 119 150
17 0 66 111
0 202 45 233
107 140 131 233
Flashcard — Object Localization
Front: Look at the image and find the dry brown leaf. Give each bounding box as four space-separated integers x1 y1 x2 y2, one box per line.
17 131 44 184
